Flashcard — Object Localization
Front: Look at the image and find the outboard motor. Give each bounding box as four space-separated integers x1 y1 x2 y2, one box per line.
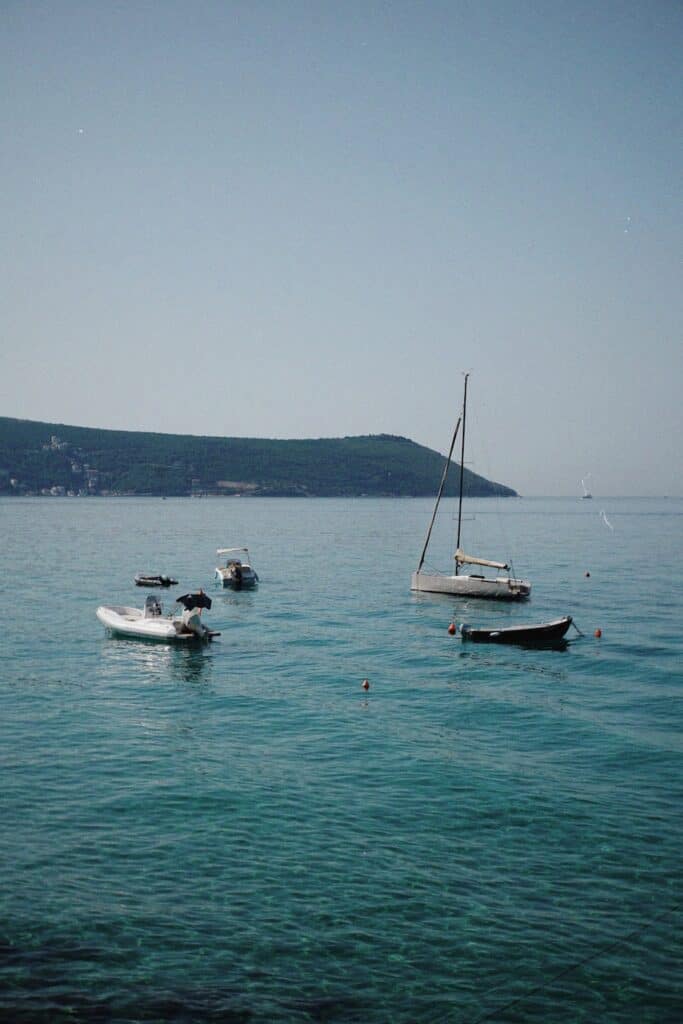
180 607 208 637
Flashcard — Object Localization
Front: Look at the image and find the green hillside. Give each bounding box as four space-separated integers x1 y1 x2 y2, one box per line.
0 417 517 498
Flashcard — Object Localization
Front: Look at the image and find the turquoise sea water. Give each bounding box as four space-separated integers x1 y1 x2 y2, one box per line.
1 496 681 1023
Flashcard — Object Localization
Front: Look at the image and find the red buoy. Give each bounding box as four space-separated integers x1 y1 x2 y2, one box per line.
594 628 602 638
361 679 370 691
448 622 456 635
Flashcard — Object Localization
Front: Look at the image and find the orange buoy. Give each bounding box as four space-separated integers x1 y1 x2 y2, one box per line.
594 628 602 638
448 622 456 635
361 679 370 691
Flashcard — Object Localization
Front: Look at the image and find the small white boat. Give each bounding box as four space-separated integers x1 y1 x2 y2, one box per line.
215 547 259 589
97 594 219 642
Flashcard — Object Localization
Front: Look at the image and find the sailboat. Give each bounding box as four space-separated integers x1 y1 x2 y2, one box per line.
410 374 531 600
581 475 593 499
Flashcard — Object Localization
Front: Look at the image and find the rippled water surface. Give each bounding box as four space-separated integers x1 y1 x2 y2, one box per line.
1 496 681 1022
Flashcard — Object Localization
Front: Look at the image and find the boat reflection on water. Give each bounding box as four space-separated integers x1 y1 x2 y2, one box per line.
212 588 258 612
101 635 213 685
173 645 211 684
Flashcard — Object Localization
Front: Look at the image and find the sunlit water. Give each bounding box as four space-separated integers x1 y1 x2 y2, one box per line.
1 496 681 1023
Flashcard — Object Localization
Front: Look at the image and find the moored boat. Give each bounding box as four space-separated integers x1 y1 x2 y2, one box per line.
97 593 219 642
459 615 573 647
134 573 178 587
215 548 259 589
411 373 530 600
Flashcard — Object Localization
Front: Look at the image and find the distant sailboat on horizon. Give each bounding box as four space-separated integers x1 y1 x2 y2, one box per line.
581 474 593 499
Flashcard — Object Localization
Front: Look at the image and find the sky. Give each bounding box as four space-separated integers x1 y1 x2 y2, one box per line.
1 1 681 496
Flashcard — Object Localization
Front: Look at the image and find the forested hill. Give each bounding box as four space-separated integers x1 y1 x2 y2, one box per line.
0 417 517 498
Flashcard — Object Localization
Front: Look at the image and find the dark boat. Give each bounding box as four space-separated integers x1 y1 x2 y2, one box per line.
134 574 178 588
459 615 573 647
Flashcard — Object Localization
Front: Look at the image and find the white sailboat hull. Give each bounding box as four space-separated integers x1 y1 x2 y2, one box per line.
411 571 530 600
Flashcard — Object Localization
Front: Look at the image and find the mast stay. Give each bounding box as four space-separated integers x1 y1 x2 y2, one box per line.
416 415 462 573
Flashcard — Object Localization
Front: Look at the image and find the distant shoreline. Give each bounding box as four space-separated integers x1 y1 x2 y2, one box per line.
2 493 678 501
0 417 516 499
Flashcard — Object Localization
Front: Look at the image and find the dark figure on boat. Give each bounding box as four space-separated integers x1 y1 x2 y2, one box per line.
176 590 212 611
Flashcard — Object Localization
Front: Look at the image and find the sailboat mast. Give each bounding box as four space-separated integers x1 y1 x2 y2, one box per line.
455 373 469 572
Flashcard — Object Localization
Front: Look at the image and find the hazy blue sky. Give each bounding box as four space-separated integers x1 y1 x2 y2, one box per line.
2 1 681 495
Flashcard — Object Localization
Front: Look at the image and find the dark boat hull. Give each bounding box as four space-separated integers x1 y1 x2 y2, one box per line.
134 575 178 588
460 615 573 647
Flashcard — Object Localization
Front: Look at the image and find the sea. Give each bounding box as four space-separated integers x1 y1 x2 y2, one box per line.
1 495 681 1023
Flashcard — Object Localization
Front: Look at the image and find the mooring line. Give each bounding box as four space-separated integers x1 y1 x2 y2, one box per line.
470 901 681 1023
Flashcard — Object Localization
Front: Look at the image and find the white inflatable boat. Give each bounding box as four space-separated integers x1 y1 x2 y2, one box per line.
97 594 220 642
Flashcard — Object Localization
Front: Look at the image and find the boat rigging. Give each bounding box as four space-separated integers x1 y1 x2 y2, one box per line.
411 373 531 600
